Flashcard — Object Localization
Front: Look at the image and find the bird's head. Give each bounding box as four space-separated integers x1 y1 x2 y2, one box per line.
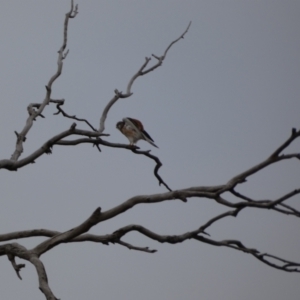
116 121 124 130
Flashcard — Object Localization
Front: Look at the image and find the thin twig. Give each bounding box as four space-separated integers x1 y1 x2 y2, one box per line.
53 101 98 131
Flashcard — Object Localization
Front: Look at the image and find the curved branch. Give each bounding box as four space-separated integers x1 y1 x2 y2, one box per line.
0 243 59 299
52 100 98 132
113 223 300 272
222 128 300 191
1 182 299 274
31 255 59 300
98 22 191 133
270 128 300 158
33 207 101 256
231 188 300 217
55 137 171 189
131 148 172 191
116 240 157 253
110 221 300 272
1 124 107 170
10 1 78 162
194 236 300 273
7 254 25 280
46 0 78 89
141 21 191 76
98 93 120 134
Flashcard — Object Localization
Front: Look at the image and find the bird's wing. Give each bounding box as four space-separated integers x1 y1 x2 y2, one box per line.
125 118 144 131
123 118 158 148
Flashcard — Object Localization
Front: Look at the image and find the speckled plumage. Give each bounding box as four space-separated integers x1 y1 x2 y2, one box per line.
116 117 158 148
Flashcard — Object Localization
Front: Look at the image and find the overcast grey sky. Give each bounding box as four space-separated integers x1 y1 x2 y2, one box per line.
0 1 299 299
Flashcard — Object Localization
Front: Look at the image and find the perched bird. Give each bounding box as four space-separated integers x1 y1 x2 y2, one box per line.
116 117 158 148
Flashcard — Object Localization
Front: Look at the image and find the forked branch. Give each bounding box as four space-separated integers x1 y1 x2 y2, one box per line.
1 1 299 299
98 21 191 133
9 1 78 163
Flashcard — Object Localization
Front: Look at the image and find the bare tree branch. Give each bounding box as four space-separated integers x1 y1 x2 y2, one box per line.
221 128 300 191
1 127 300 259
52 99 98 132
1 1 299 299
270 128 300 158
231 188 300 217
116 240 157 253
98 21 191 133
194 236 300 272
142 21 191 76
31 255 59 300
1 124 109 170
54 138 171 188
9 1 78 163
0 6 189 197
131 148 172 191
7 253 25 280
34 207 102 256
0 242 60 299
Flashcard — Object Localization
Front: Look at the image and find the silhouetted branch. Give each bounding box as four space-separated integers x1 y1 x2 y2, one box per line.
131 148 172 191
53 100 98 131
221 128 300 191
1 125 109 170
194 236 300 273
31 255 59 300
1 0 300 299
7 253 25 280
98 22 191 133
116 240 157 253
9 0 78 164
34 207 101 256
230 188 300 216
270 128 300 158
0 242 59 299
142 21 191 76
54 138 171 188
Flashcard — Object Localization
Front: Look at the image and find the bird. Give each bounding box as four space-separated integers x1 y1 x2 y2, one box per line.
116 117 158 148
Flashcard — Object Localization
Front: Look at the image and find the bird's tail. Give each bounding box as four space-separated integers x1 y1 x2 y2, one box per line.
144 136 159 148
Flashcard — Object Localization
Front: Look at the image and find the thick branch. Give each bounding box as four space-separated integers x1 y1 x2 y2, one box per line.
0 243 59 299
30 256 59 300
33 207 101 256
0 124 109 170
